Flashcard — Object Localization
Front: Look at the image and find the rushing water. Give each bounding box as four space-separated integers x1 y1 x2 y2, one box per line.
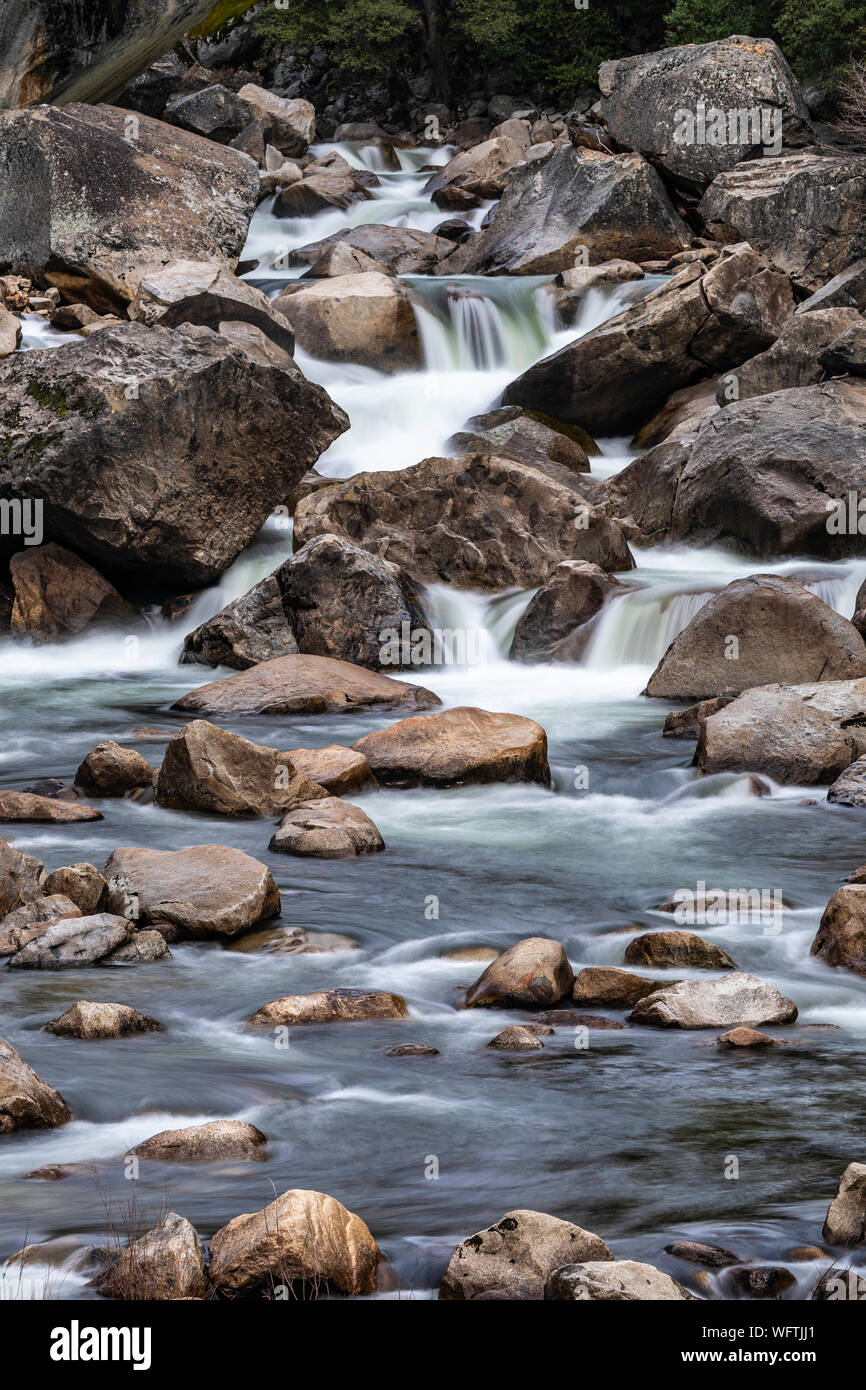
2 145 866 1302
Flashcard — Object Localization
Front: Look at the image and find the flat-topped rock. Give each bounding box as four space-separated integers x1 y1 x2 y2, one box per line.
172 653 440 717
248 988 407 1027
286 746 374 795
546 1259 690 1300
572 966 663 1008
103 844 280 940
353 707 550 788
0 790 102 823
629 973 798 1029
7 913 132 968
269 798 385 858
624 930 737 970
129 1119 267 1163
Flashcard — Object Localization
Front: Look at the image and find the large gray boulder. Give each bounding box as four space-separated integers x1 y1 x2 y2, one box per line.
605 379 866 556
128 261 297 357
699 153 866 292
599 36 812 190
293 454 633 589
7 913 132 968
0 103 259 311
629 973 798 1028
289 225 454 276
504 246 794 433
439 145 690 276
439 1210 612 1301
273 272 422 374
0 323 347 594
644 576 866 699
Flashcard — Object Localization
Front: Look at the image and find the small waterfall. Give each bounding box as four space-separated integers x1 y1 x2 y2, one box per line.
582 586 718 671
408 275 551 372
420 583 533 664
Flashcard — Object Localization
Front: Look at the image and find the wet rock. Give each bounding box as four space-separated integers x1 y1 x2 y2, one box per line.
718 308 862 404
295 454 632 588
354 706 550 789
696 678 866 784
545 260 645 328
546 1259 690 1300
510 561 625 662
0 791 102 823
386 1044 440 1057
811 885 866 978
0 1036 70 1133
290 225 453 276
285 746 373 796
20 779 79 801
274 272 421 373
629 973 798 1029
249 988 407 1027
128 260 296 357
487 1025 545 1050
181 573 298 671
534 1010 626 1029
439 1209 611 1301
464 937 573 1010
663 695 740 740
699 153 866 292
729 1265 796 1299
0 323 347 594
106 929 171 964
0 837 44 905
624 930 736 970
236 85 315 156
209 1189 380 1297
424 136 530 202
441 145 689 276
42 863 108 915
716 1026 788 1048
504 246 794 434
103 844 280 940
173 653 439 718
572 966 662 1008
827 757 866 807
270 797 384 858
44 1001 163 1039
646 577 866 702
599 36 812 190
823 1162 866 1245
665 1239 740 1268
0 895 81 956
155 720 327 817
75 742 155 797
23 1164 86 1180
447 405 592 478
7 543 132 641
129 1120 267 1163
0 104 259 311
274 172 375 218
8 913 131 969
94 1212 207 1301
301 242 391 278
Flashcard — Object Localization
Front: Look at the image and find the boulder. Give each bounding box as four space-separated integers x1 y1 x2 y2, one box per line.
274 173 375 219
811 885 866 978
0 304 18 356
696 679 866 784
75 741 155 797
235 85 314 155
439 1209 611 1301
93 1212 207 1301
504 246 794 433
248 988 407 1027
273 273 421 373
0 895 81 956
155 720 327 817
300 243 392 278
572 966 662 1008
270 798 384 858
0 103 259 311
510 561 624 662
41 863 107 915
276 534 432 670
44 1001 163 1039
823 1163 866 1245
173 653 440 717
716 308 862 404
699 153 866 292
447 405 591 476
209 1189 380 1297
605 379 866 556
599 36 812 190
290 225 453 276
285 746 373 796
181 574 298 671
665 1239 740 1267
0 323 347 593
624 930 736 970
716 1026 787 1048
828 757 866 806
128 1120 267 1163
464 937 573 1009
353 707 550 789
7 913 132 968
293 455 633 589
797 259 866 314
0 1036 70 1133
644 576 866 700
820 321 866 378
103 844 280 940
486 1026 545 1051
546 1260 690 1300
545 260 646 328
444 146 688 277
425 135 530 202
0 790 101 823
634 378 721 449
0 836 44 905
629 973 798 1029
107 929 171 963
165 83 263 144
8 543 132 641
128 260 296 357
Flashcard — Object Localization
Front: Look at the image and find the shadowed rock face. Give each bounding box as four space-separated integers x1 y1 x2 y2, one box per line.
0 1035 70 1133
0 2 253 109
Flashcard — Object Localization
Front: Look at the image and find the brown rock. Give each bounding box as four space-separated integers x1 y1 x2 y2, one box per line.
94 1213 207 1301
42 863 108 915
665 1239 740 1268
44 1001 163 1039
75 741 155 797
0 1036 70 1133
9 543 132 641
129 1120 267 1163
510 560 625 662
249 988 407 1027
487 1025 545 1050
286 746 373 795
155 720 327 816
0 894 81 956
546 1259 691 1300
106 929 171 963
386 1044 440 1057
534 1011 626 1029
729 1265 796 1299
274 272 421 373
812 885 866 979
572 966 662 1008
464 937 574 1010
353 707 550 788
823 1163 866 1245
439 1209 612 1301
716 1026 787 1048
0 836 44 906
624 930 736 970
172 653 440 717
103 844 280 940
181 573 297 671
0 790 102 823
269 797 384 858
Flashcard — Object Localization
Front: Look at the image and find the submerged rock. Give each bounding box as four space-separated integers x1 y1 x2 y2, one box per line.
0 1036 70 1133
439 1209 611 1300
44 1001 163 1039
665 1239 740 1268
716 1026 788 1049
464 937 574 1009
269 797 385 858
249 988 407 1027
129 1120 267 1163
103 844 280 940
354 706 550 789
486 1025 545 1051
173 653 440 717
